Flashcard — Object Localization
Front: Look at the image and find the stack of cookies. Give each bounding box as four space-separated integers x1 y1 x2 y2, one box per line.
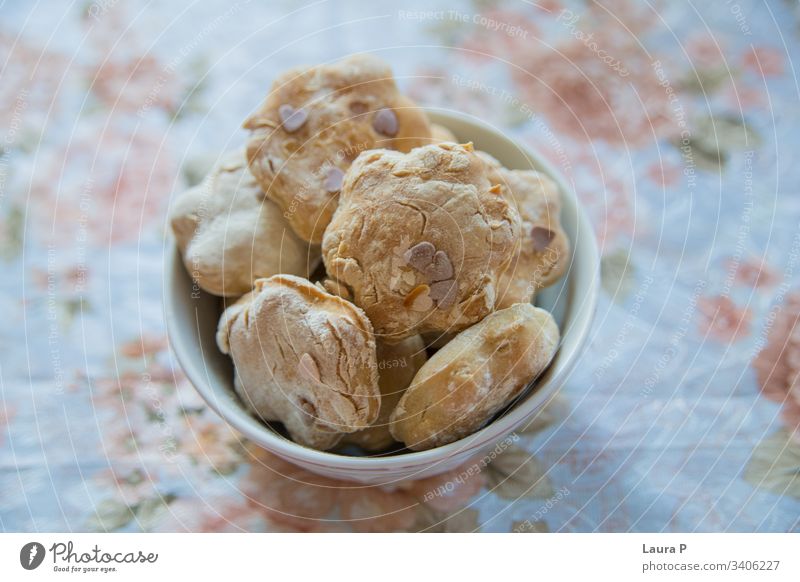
170 55 569 452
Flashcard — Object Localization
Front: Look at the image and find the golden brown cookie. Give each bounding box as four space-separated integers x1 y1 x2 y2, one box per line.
341 335 427 452
170 149 317 297
244 54 432 244
478 152 569 308
216 275 380 450
430 123 457 143
322 143 521 342
390 303 559 451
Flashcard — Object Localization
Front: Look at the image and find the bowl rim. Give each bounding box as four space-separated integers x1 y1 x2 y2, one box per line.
164 107 599 471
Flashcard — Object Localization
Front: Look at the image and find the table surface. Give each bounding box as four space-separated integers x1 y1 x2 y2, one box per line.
1 0 799 532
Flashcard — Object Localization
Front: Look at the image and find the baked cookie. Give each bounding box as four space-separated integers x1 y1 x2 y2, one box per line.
390 303 559 451
170 149 317 297
478 152 569 308
216 275 380 450
430 123 457 143
244 54 432 244
341 335 427 452
322 143 521 342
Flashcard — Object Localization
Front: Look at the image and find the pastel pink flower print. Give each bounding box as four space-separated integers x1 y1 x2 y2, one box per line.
752 293 800 441
240 448 484 532
697 295 752 342
29 125 177 245
90 54 183 114
742 46 785 77
726 256 777 289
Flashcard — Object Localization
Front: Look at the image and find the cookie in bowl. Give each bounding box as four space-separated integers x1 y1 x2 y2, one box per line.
390 303 559 451
216 275 380 450
478 152 570 309
322 142 521 342
165 103 597 482
430 123 457 143
170 149 317 297
341 334 428 452
244 54 432 244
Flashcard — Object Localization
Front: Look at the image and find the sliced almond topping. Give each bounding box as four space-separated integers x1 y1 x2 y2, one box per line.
401 270 417 285
429 279 458 310
404 284 434 311
404 241 436 270
423 250 454 282
244 118 277 130
489 184 502 194
278 104 308 133
324 167 344 193
531 226 555 252
459 142 474 152
372 108 398 137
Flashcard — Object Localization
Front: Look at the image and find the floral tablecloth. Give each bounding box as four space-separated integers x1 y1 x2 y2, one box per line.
1 0 799 532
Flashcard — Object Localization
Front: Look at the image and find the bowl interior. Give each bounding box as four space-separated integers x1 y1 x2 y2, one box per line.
164 108 598 470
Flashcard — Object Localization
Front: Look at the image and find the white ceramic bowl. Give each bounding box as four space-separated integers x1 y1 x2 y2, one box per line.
164 109 599 485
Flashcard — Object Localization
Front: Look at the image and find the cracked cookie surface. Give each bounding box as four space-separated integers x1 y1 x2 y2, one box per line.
322 143 521 342
244 54 432 244
389 303 559 451
170 149 316 297
216 274 380 450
